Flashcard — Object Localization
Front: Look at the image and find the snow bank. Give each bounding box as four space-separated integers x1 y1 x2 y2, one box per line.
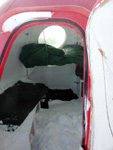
0 98 82 150
32 98 82 150
0 106 37 150
29 64 80 95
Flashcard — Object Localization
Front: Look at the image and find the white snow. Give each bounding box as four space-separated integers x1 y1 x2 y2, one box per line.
32 98 82 150
0 106 37 150
29 64 80 95
0 98 82 150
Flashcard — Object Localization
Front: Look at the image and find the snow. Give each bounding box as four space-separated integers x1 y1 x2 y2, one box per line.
0 98 82 150
29 64 80 95
32 98 82 150
0 106 37 150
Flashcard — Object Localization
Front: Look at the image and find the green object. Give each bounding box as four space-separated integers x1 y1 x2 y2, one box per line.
19 43 83 78
19 43 65 67
19 43 83 69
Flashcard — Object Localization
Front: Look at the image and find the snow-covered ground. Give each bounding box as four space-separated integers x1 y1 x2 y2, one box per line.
32 98 82 150
0 98 82 150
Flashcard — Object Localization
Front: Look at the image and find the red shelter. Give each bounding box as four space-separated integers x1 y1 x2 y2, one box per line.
0 0 97 150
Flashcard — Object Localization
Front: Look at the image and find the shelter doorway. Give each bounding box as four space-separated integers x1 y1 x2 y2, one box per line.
0 19 86 150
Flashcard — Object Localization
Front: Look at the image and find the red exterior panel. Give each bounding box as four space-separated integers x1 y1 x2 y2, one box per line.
0 1 98 149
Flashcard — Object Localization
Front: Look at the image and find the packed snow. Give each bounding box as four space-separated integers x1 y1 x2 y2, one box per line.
32 98 82 150
0 98 82 150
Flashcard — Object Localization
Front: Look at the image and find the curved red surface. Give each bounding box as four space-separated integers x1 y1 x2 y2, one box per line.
0 6 89 33
0 0 97 16
0 1 98 150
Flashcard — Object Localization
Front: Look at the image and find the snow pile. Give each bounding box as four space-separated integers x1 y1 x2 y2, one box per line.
29 64 79 95
0 99 82 150
0 106 37 150
32 98 82 150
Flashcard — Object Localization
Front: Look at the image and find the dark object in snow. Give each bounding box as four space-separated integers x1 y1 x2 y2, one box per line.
0 81 48 125
46 89 78 101
40 97 49 109
6 124 18 132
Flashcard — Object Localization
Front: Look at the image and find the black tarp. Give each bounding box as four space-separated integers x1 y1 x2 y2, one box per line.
0 81 48 125
0 81 78 126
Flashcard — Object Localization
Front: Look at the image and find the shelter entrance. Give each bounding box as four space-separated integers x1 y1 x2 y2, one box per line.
0 19 85 149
